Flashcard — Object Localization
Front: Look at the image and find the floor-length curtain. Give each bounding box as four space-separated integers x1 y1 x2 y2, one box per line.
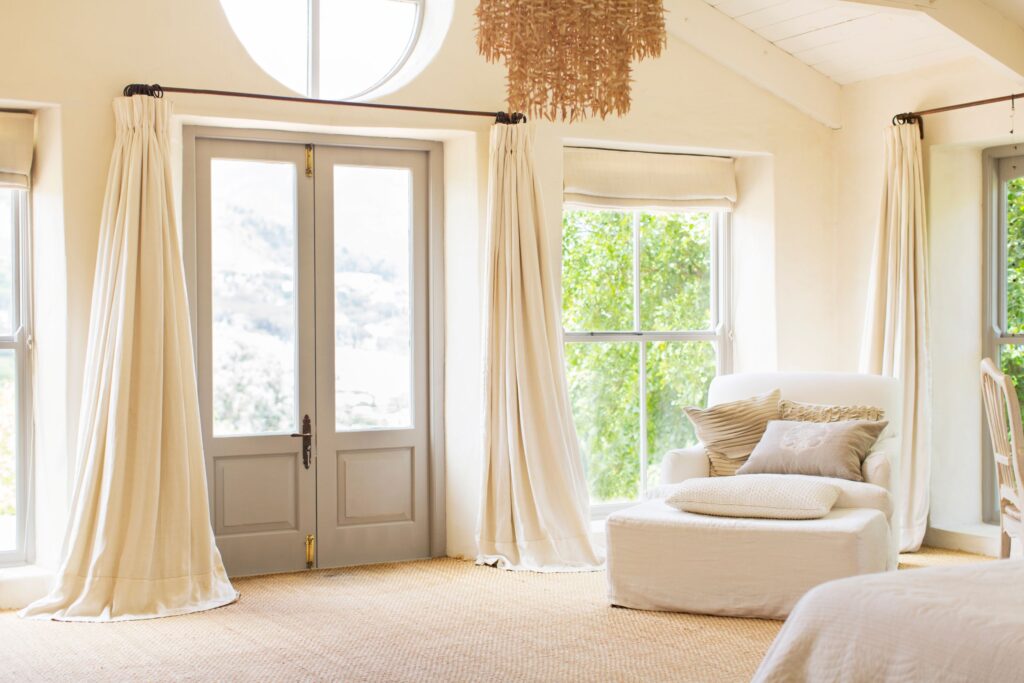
477 122 601 571
20 96 237 620
860 121 931 553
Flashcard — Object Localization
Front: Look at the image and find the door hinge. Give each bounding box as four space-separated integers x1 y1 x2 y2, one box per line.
305 144 313 177
305 534 315 569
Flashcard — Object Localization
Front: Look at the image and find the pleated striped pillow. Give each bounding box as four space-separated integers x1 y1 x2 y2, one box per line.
684 390 782 476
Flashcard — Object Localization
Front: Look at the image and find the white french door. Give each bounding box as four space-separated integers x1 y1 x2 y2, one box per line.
313 146 429 567
191 134 434 576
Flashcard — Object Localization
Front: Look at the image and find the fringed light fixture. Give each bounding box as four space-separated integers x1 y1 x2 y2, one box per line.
476 0 667 122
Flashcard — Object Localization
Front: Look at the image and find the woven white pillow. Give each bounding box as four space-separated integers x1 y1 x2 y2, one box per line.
665 474 840 520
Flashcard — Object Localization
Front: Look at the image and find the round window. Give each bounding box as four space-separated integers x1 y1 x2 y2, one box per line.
220 0 425 100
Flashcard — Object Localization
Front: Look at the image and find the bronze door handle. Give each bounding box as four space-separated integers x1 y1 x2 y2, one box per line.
290 414 313 469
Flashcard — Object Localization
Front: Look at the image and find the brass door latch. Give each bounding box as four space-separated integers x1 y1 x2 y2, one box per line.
305 534 315 569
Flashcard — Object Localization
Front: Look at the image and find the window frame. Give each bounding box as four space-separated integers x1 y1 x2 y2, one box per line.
561 207 732 519
984 145 1024 524
0 188 33 567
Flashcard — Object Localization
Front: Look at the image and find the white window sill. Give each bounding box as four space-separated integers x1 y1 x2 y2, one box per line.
0 564 53 610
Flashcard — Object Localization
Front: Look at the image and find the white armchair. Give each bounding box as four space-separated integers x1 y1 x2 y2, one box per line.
606 372 903 618
660 371 902 564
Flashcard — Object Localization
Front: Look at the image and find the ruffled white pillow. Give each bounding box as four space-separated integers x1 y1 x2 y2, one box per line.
665 474 840 520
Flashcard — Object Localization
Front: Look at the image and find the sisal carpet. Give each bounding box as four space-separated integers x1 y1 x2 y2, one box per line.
0 547 985 682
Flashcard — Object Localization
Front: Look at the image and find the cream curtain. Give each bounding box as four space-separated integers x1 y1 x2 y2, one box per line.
20 97 237 621
860 122 931 553
477 123 601 571
563 146 736 211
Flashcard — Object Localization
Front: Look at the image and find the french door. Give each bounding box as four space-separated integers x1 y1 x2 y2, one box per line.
192 136 432 576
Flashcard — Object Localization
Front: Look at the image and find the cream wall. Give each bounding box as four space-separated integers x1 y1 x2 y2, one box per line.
835 58 1024 545
0 0 843 569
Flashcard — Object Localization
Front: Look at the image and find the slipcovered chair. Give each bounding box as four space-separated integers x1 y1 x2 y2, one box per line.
605 372 902 619
979 358 1024 558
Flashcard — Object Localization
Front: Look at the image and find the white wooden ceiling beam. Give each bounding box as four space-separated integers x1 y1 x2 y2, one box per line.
841 0 1024 82
664 0 843 129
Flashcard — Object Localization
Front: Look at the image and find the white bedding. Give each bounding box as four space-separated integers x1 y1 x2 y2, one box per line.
753 559 1024 683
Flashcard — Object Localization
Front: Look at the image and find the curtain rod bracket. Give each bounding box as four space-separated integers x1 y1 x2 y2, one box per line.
123 83 165 98
892 112 924 139
495 112 527 124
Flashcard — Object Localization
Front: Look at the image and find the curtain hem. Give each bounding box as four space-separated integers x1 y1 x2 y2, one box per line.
476 532 604 573
19 568 239 622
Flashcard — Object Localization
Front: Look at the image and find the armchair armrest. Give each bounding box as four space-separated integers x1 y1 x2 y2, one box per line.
862 438 896 494
660 445 710 485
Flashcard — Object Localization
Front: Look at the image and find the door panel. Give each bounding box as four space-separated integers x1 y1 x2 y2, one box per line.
196 139 316 576
314 147 430 567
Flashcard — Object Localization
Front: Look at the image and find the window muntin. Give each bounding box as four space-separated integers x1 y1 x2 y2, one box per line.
0 188 29 565
562 208 729 512
219 0 423 101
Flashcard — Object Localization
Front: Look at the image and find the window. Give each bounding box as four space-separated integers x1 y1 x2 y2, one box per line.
562 208 730 514
0 187 29 565
219 0 424 100
993 153 1024 398
985 148 1024 522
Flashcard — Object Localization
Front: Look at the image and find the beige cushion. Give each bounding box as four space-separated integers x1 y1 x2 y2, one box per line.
665 474 840 519
684 390 781 476
738 419 888 482
785 475 893 519
779 399 885 423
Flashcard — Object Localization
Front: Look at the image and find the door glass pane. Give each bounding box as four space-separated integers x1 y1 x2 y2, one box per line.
562 209 634 332
211 159 297 436
566 342 640 503
334 165 413 430
1006 176 1024 333
0 350 17 552
640 211 712 331
0 190 15 336
645 341 716 490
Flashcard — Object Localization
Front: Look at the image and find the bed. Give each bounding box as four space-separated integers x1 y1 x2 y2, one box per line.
752 559 1024 683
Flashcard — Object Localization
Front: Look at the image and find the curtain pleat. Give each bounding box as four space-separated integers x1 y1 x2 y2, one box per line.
477 123 601 572
860 122 931 553
20 96 237 621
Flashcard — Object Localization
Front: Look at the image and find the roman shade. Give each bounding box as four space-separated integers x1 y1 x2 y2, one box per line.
563 146 737 211
0 112 34 189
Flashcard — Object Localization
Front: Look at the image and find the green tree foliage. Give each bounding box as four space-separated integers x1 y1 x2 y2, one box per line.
1001 178 1024 404
563 209 717 502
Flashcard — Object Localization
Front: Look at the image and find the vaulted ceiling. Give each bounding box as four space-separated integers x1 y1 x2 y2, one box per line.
665 0 1024 129
702 0 972 84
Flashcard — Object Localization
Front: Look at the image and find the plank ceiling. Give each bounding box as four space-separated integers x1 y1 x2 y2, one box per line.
702 0 975 84
983 0 1024 29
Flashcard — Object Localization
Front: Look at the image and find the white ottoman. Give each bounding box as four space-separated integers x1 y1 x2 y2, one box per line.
606 500 889 619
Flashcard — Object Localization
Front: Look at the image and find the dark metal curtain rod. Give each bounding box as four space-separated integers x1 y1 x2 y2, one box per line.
121 83 526 123
893 91 1023 138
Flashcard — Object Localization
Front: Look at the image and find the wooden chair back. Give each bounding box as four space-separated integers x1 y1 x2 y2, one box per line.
980 358 1024 553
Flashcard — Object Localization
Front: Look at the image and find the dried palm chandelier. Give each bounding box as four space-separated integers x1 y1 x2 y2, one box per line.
476 0 667 122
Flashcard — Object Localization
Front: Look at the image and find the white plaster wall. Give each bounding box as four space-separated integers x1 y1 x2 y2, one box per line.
0 0 840 565
835 58 1024 533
